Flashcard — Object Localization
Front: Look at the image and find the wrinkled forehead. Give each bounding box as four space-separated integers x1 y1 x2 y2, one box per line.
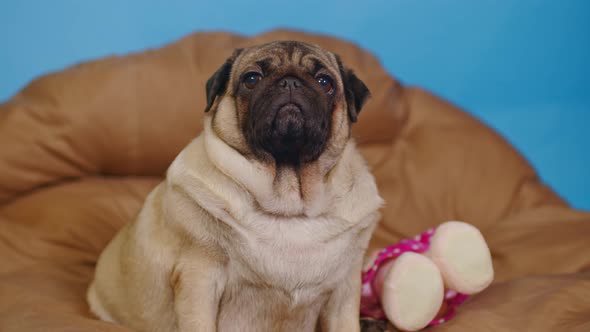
233 41 340 75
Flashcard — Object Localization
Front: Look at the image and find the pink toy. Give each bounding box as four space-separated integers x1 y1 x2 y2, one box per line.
361 221 494 331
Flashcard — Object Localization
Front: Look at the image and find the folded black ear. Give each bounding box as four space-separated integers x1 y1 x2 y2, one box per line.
204 48 242 112
337 56 370 122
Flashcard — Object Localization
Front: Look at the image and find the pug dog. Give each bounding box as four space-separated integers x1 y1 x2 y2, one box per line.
87 40 383 332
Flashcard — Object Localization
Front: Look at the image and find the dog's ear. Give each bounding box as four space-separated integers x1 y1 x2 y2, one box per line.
336 56 370 122
204 48 243 112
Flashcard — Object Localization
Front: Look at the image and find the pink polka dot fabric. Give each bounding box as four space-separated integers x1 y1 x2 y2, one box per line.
360 228 469 327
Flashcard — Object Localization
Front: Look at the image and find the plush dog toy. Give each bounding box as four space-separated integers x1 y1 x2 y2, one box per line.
361 221 494 331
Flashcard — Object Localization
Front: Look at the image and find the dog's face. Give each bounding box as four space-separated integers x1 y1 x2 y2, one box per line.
205 41 370 166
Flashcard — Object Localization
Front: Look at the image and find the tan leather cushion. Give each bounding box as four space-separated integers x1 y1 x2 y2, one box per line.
1 29 589 332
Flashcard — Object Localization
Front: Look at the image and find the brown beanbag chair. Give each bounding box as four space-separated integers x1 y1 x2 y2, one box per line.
1 29 589 332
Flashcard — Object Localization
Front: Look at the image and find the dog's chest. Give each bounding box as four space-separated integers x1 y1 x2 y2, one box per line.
217 282 329 332
226 215 360 289
218 217 359 332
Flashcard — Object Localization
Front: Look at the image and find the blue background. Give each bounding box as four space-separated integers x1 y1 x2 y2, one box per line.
1 1 588 210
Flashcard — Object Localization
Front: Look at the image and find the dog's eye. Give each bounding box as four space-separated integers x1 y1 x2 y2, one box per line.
316 75 334 95
243 72 262 89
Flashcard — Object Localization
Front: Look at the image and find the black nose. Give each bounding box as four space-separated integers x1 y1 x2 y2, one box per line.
279 76 301 90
